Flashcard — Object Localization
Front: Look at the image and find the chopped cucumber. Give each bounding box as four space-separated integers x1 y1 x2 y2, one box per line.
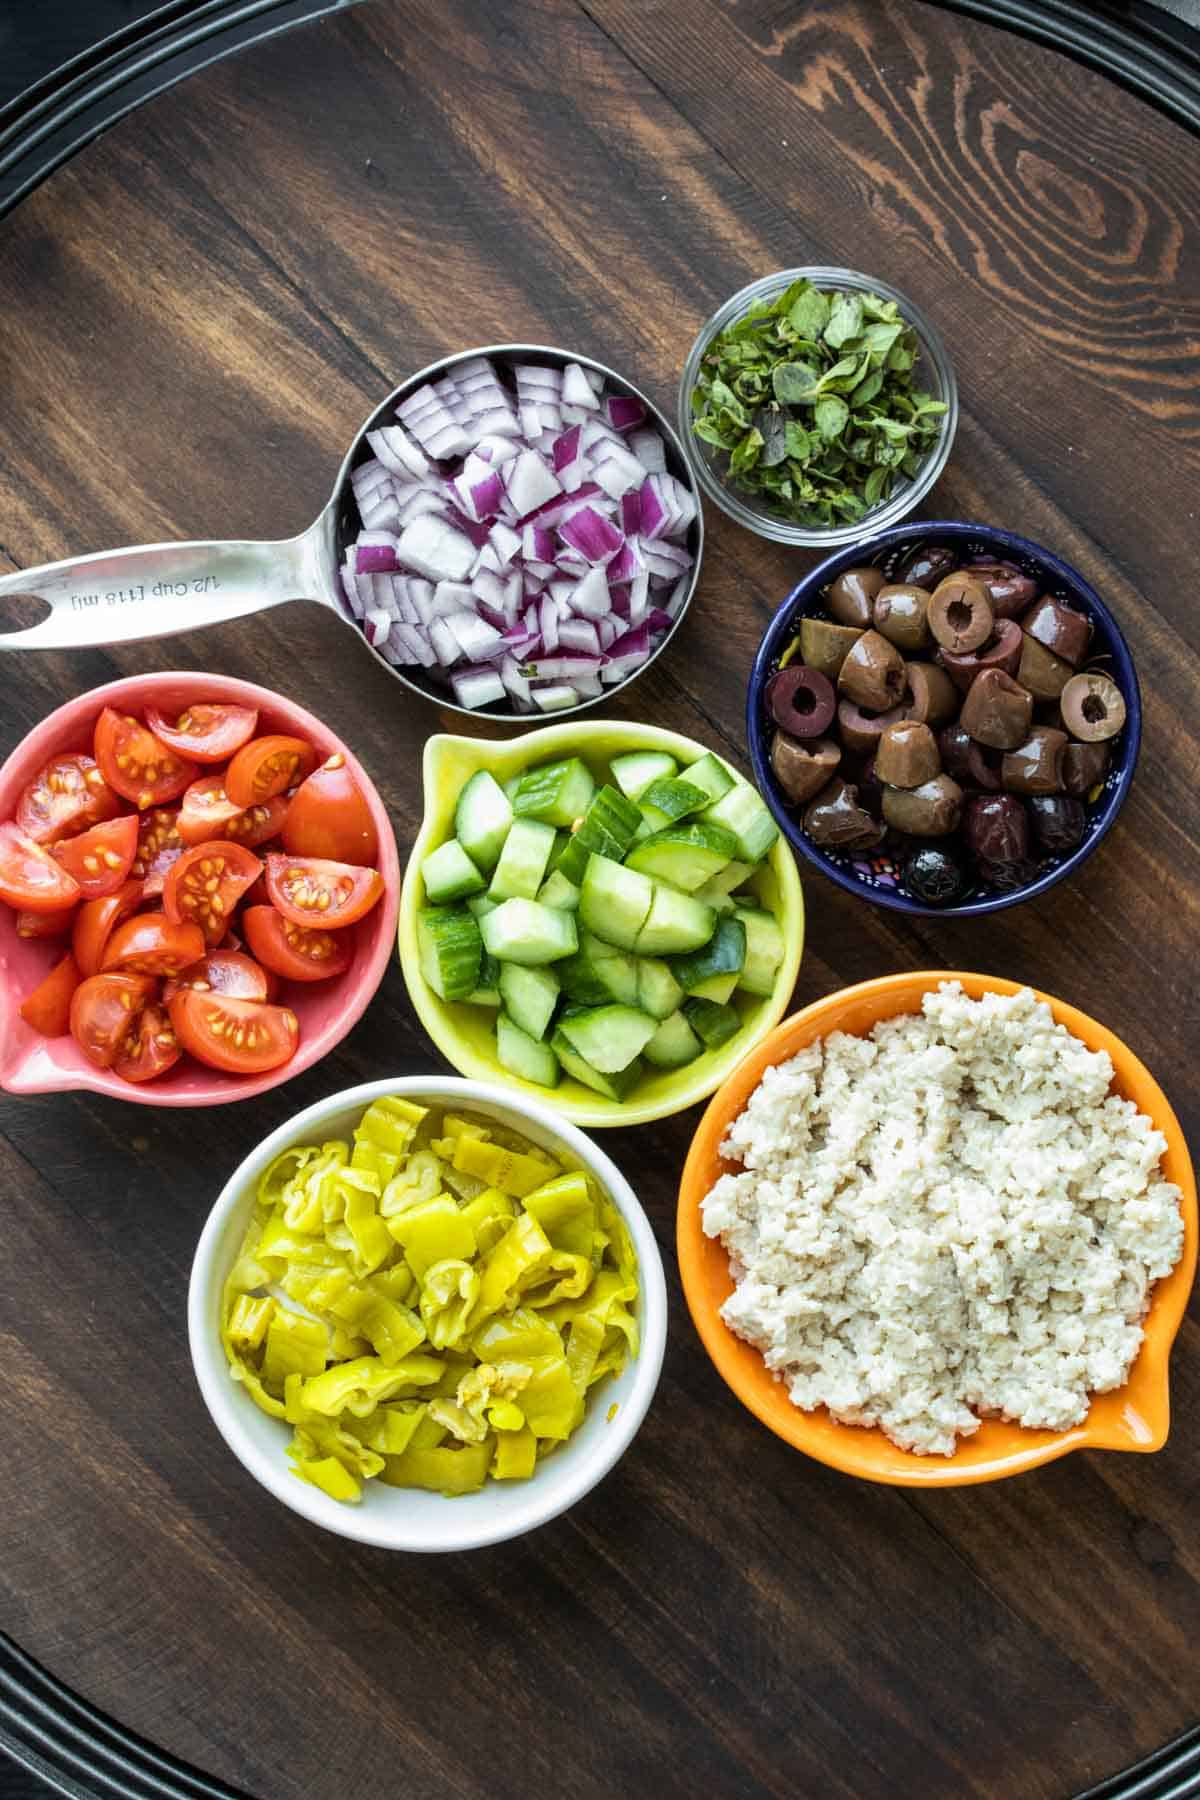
701 784 780 863
417 906 483 1002
551 1031 644 1100
537 869 581 910
684 996 741 1050
558 1004 658 1072
735 906 787 996
624 821 738 892
578 853 653 951
503 773 523 802
643 1009 704 1069
512 756 596 829
671 915 746 991
468 949 502 1006
480 899 578 965
421 838 486 903
557 784 642 884
692 860 754 906
466 892 501 920
489 816 557 901
454 770 513 874
689 971 739 1004
497 1013 560 1087
638 777 709 833
680 752 736 806
635 957 684 1021
634 883 716 955
498 963 560 1040
468 982 501 1006
609 750 677 801
559 931 638 1007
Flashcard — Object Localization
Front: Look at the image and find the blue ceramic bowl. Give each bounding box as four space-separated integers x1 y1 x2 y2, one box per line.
747 521 1141 918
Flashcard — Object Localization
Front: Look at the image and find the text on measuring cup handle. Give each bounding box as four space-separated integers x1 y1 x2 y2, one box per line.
68 575 223 611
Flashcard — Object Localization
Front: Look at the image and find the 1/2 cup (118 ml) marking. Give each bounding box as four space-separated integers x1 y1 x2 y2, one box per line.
70 575 223 611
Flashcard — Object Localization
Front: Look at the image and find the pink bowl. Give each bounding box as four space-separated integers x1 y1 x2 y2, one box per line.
0 673 399 1107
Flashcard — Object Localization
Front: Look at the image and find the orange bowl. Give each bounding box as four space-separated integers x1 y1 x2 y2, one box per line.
677 971 1198 1485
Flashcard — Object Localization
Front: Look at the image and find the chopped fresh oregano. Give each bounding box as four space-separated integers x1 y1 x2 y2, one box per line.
691 278 949 529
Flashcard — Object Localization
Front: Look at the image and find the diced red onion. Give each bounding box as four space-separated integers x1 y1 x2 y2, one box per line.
366 425 431 479
532 685 582 712
559 506 624 565
561 363 600 409
452 668 507 710
539 594 560 654
606 395 647 433
568 565 612 618
559 617 601 654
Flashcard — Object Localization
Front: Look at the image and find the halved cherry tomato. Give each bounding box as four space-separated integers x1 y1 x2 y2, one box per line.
0 823 81 913
112 1002 181 1083
15 903 77 939
242 904 353 982
143 701 258 765
131 808 184 899
224 735 317 809
72 879 144 977
167 989 299 1074
281 753 378 866
69 972 156 1068
263 853 383 930
94 707 197 808
15 753 120 844
51 814 139 900
163 840 262 945
177 776 289 850
19 952 81 1037
102 913 206 976
164 948 275 1003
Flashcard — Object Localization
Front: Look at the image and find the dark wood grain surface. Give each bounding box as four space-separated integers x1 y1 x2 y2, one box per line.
0 3 1197 1795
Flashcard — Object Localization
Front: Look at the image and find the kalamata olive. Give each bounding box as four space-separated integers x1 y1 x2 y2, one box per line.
963 793 1029 863
827 566 884 630
803 779 885 850
903 662 959 727
938 618 1023 692
875 720 941 789
881 774 963 836
1062 741 1110 797
898 544 958 588
903 843 969 907
928 574 994 654
837 629 907 712
872 584 931 652
857 757 884 816
1022 597 1091 668
938 721 1002 790
977 857 1038 893
1016 632 1073 702
1001 727 1068 795
960 669 1035 750
837 697 907 757
766 665 837 738
1059 671 1126 742
799 617 863 680
964 558 1040 618
770 733 842 806
1028 794 1086 854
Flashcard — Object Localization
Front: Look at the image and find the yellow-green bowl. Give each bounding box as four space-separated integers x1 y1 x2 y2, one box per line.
399 722 805 1127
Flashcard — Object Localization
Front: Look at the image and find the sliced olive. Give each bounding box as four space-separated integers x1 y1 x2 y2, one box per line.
964 558 1040 617
927 574 994 654
938 618 1023 692
1060 671 1126 742
881 774 963 837
1017 632 1074 702
872 584 931 652
903 662 958 727
903 843 969 906
1062 741 1109 797
838 629 907 711
938 722 1002 791
837 697 907 758
803 779 885 850
1029 794 1086 854
875 720 941 789
960 669 1035 751
898 544 958 588
978 856 1038 893
963 793 1029 863
827 566 885 629
1022 597 1091 668
766 665 837 738
799 617 863 681
1001 727 1068 795
770 733 841 806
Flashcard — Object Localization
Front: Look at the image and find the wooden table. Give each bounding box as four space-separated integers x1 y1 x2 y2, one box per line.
0 3 1197 1795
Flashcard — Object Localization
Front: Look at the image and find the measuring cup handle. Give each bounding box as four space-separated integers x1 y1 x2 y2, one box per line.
0 533 331 652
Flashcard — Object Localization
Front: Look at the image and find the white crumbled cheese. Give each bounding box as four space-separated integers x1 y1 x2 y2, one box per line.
701 984 1185 1456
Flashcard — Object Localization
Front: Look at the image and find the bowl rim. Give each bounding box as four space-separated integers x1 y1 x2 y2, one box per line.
677 266 959 547
677 971 1198 1487
0 671 400 1105
746 520 1143 918
396 719 805 1127
187 1074 669 1550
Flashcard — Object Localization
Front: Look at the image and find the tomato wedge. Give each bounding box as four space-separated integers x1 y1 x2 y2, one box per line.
19 952 81 1037
282 752 378 866
15 753 120 844
263 853 384 930
167 989 299 1074
51 814 139 900
94 707 197 808
0 823 81 913
102 913 207 977
72 879 144 976
15 903 77 939
178 777 289 849
143 701 258 764
224 735 317 809
70 972 157 1068
162 840 263 945
242 904 353 982
163 949 275 1003
112 1002 181 1083
131 808 185 899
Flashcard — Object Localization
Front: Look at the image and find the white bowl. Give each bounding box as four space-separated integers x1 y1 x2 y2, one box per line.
187 1076 668 1551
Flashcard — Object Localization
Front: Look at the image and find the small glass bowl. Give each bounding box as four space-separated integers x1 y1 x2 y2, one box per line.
677 267 959 548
